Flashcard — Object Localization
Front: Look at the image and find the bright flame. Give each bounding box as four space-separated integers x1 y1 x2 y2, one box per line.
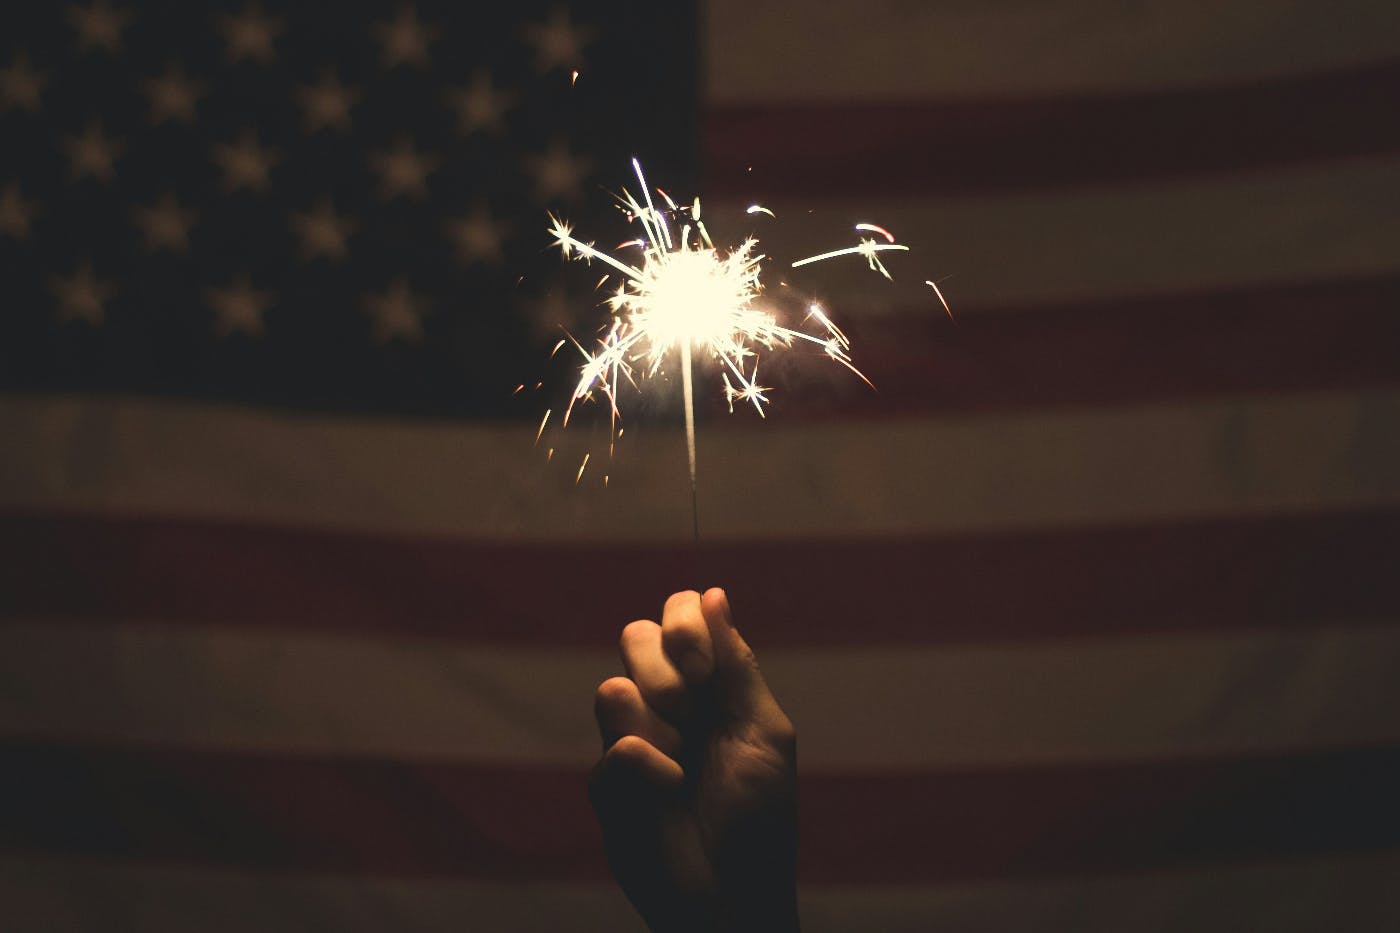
543 160 916 484
548 159 898 431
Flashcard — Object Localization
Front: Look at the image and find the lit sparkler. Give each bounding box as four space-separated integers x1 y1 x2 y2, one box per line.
544 159 910 549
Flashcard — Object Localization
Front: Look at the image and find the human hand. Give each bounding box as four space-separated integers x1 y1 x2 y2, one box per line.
590 588 798 933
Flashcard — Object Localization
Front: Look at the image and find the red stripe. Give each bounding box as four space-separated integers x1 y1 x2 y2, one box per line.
3 508 1396 648
754 275 1400 419
703 59 1400 197
3 741 1397 882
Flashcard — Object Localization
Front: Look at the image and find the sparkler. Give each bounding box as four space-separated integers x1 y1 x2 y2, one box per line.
544 159 909 564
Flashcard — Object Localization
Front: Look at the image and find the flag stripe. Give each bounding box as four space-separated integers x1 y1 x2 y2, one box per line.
3 741 1398 883
4 508 1396 647
4 620 1399 769
703 60 1400 196
704 156 1400 313
813 275 1400 416
3 391 1396 542
703 0 1400 101
7 853 1400 933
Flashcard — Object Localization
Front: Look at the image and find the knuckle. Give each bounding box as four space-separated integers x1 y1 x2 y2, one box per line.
662 616 705 654
619 618 656 651
642 677 687 712
594 676 637 714
663 589 700 616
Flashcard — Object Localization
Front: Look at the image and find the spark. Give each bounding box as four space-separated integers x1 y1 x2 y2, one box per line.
746 204 776 218
926 279 955 320
576 453 589 483
571 69 579 85
854 222 895 243
791 239 909 280
544 159 906 484
536 408 551 444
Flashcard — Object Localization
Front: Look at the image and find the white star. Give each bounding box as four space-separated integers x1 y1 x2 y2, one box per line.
368 137 438 200
445 208 506 265
296 70 358 133
0 53 46 112
524 289 577 340
141 63 202 125
0 182 38 240
50 259 115 324
373 4 438 69
445 70 514 136
217 2 281 64
523 6 593 73
365 278 425 343
212 130 278 193
132 192 195 253
289 198 355 261
527 140 590 203
68 0 130 54
207 274 272 337
62 121 123 182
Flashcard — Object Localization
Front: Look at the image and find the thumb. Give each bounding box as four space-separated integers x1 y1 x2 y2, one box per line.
700 587 781 722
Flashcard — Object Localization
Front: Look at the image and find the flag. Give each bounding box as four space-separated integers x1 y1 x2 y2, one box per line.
3 1 1399 930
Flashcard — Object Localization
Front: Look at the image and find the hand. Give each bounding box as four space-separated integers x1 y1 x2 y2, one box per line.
590 588 799 933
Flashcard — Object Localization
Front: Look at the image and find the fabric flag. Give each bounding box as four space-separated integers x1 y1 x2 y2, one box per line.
3 1 1399 930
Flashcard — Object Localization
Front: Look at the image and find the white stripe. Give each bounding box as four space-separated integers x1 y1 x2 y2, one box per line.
4 853 1397 932
708 155 1400 312
1 391 1395 541
705 0 1400 100
4 621 1398 769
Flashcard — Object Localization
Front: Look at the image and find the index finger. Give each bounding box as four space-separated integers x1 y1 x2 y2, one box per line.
661 589 715 687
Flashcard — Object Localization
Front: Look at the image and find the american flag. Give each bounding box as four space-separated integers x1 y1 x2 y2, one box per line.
3 1 1399 930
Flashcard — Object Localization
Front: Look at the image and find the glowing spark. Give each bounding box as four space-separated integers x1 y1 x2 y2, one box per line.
805 303 849 350
513 383 524 395
854 222 895 243
544 160 905 484
926 279 954 320
571 69 579 85
550 339 566 358
536 408 551 444
576 453 589 483
746 204 776 218
791 239 909 281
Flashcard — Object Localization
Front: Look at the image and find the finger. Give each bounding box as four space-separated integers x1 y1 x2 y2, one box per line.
701 587 787 726
589 735 685 808
619 618 690 719
594 676 683 758
661 589 715 687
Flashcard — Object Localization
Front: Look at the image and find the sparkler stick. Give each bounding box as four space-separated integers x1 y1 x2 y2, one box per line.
680 338 700 581
544 160 911 578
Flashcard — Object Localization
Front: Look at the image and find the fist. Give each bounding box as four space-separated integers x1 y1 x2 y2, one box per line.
590 588 799 933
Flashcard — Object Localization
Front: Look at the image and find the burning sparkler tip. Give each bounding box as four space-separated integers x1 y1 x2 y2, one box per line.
537 160 911 486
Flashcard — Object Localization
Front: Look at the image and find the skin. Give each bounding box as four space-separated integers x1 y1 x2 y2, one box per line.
590 588 800 933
